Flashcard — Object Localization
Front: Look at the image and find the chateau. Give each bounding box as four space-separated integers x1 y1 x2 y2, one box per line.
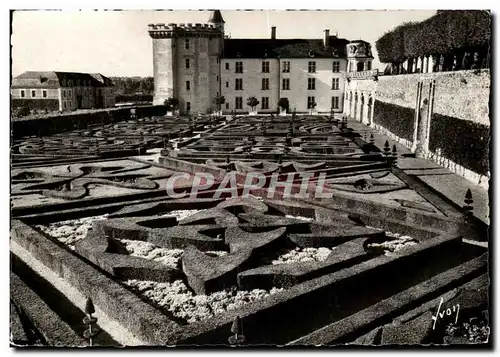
148 10 374 115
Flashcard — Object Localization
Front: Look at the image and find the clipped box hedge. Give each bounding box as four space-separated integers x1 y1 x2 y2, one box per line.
373 100 415 142
429 113 490 176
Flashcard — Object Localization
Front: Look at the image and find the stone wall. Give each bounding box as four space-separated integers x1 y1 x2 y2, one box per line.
350 69 490 188
152 38 176 106
376 70 490 125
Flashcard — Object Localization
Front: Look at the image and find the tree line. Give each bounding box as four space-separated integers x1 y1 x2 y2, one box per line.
110 76 154 103
376 10 491 70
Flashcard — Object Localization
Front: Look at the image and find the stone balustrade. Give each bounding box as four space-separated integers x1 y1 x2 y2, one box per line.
347 69 379 80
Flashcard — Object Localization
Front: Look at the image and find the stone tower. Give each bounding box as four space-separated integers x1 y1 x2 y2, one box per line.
148 10 225 114
346 40 374 72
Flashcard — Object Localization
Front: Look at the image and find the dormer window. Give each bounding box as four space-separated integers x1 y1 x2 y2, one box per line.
308 50 315 58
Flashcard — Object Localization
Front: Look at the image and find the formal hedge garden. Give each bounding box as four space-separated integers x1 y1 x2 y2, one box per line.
428 114 490 176
376 11 491 71
373 100 415 142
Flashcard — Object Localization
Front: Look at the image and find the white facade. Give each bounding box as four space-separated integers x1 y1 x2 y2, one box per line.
150 11 363 115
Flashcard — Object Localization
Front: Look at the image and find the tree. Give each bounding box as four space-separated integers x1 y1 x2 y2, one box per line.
309 101 317 114
17 106 30 118
246 97 259 112
278 98 290 112
214 96 226 112
164 98 179 112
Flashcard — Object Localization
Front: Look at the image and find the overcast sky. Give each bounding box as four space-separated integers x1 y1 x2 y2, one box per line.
11 10 436 77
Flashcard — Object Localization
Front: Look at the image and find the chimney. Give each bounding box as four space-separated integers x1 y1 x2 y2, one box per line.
324 29 330 47
271 26 276 40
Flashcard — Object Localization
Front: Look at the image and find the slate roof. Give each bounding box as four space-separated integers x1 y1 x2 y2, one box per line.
222 37 350 59
208 10 225 24
89 73 114 87
12 71 114 88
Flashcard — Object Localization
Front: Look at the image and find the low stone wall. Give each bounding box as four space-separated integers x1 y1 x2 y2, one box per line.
11 105 167 140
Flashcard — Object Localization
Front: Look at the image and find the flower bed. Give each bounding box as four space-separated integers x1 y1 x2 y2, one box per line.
365 228 419 255
123 279 283 324
272 247 336 265
35 215 109 250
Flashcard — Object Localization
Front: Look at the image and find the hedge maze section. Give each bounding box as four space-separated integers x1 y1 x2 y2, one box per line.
10 114 489 347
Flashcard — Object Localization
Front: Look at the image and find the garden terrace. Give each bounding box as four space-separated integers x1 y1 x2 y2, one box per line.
10 113 489 346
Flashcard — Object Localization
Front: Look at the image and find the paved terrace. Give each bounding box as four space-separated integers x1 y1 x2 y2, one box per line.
346 119 490 227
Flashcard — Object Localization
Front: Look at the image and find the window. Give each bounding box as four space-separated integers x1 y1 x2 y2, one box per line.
262 61 270 73
261 97 269 109
225 63 229 70
42 90 47 98
282 78 290 90
216 75 219 82
31 90 36 97
307 96 316 109
282 61 290 73
226 81 229 88
332 78 339 90
63 101 67 109
185 39 190 50
225 103 229 110
332 96 339 109
186 102 191 111
186 81 190 91
307 78 316 90
262 78 269 90
235 97 243 109
235 78 243 90
69 90 72 98
308 61 316 73
186 59 190 69
333 61 340 72
235 62 243 73
20 90 25 98
63 90 66 98
366 61 372 70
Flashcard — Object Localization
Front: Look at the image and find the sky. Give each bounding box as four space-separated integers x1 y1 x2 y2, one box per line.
11 10 437 77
